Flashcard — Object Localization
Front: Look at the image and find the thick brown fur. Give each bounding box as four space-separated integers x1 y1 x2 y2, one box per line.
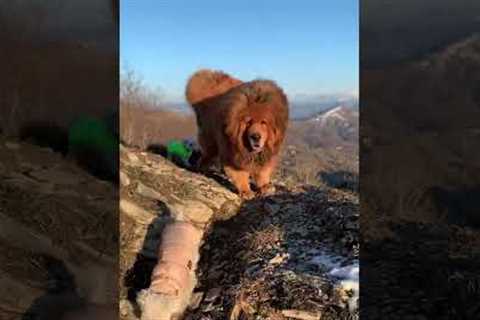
186 69 289 199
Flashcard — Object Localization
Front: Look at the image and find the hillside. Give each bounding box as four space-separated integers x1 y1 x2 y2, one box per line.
278 106 358 191
361 34 480 232
361 34 480 318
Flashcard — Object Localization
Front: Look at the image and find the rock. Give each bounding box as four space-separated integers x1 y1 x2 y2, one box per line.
188 292 204 310
264 202 281 215
120 171 130 186
171 200 214 226
119 299 132 317
5 142 20 150
317 171 358 191
126 152 139 163
202 302 216 313
204 287 222 302
136 182 166 202
269 253 289 265
119 199 155 225
281 309 321 320
119 146 242 320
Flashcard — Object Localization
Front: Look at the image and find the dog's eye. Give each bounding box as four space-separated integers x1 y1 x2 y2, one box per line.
261 120 267 125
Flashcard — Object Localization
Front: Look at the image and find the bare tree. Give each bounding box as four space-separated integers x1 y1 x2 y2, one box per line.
120 67 167 146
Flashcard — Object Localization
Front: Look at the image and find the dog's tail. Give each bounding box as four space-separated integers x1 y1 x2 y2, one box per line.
185 69 242 106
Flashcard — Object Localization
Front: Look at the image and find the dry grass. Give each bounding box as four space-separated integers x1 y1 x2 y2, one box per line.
120 105 196 149
230 279 272 320
119 69 196 149
243 225 284 252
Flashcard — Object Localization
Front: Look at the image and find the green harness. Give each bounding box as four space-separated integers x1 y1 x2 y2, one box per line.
68 117 117 155
166 140 193 165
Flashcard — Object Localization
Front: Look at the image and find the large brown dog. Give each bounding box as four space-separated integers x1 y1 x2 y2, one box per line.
186 69 289 199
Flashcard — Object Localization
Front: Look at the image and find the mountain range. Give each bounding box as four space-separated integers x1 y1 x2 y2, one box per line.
289 93 359 120
165 93 359 120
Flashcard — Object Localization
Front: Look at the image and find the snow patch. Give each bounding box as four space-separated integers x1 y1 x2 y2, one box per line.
313 106 347 125
310 252 359 312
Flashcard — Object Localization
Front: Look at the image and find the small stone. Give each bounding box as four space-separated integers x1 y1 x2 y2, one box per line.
136 182 165 201
264 202 280 214
281 309 321 320
126 152 139 163
204 287 222 302
120 171 130 186
269 253 289 265
119 199 155 225
119 299 131 317
188 292 204 310
5 142 20 150
202 302 216 313
217 199 241 221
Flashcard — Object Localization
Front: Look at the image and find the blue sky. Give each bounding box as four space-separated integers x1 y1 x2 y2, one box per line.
120 0 358 103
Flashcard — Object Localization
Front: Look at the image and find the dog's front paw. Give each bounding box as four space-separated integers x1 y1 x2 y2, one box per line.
195 165 208 174
239 190 256 200
194 162 210 174
257 183 276 197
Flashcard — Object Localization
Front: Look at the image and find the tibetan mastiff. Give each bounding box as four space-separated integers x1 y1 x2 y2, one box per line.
186 69 289 199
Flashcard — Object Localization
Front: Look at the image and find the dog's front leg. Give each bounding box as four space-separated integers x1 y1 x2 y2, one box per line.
196 134 217 172
254 156 277 196
224 165 254 200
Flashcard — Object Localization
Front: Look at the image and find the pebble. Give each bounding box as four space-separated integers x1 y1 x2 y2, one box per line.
5 142 20 150
264 202 281 214
120 171 130 186
126 152 139 163
188 292 204 310
204 287 222 302
281 309 321 320
269 253 289 265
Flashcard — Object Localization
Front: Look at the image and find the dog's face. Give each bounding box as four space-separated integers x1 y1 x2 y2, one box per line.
241 115 271 153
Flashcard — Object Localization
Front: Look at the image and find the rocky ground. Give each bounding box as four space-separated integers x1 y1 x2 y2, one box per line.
119 143 359 320
0 135 118 319
183 186 359 320
0 131 359 320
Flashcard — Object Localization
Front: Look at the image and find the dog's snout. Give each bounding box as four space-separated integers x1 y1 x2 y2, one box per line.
250 133 261 142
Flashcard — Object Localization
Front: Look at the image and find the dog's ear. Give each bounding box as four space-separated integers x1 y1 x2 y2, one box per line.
267 122 286 153
225 117 247 149
266 125 278 151
224 120 238 144
224 93 249 149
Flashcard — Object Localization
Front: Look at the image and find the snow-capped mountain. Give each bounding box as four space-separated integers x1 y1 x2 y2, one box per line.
306 105 359 146
290 94 358 120
287 105 358 151
311 105 353 123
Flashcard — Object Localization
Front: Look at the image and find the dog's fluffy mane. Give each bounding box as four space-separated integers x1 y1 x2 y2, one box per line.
185 69 242 105
186 69 289 168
